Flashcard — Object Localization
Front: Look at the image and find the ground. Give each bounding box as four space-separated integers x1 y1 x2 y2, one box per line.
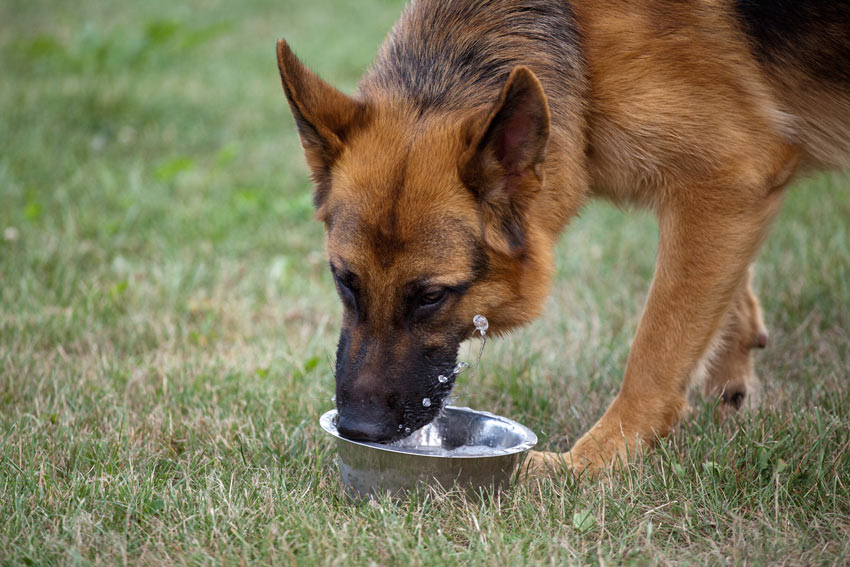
1 0 849 565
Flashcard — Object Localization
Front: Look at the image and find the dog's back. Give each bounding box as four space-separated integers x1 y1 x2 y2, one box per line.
361 0 850 170
735 0 850 167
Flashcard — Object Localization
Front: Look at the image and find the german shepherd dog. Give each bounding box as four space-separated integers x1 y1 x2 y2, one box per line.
277 0 850 473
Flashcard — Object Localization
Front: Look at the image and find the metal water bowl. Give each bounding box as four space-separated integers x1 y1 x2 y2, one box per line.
319 406 537 498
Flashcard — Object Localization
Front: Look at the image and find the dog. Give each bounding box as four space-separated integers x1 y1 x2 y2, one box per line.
276 0 850 473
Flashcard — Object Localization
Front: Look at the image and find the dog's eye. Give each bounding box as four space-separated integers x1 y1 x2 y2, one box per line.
333 273 357 308
419 288 447 307
337 278 353 294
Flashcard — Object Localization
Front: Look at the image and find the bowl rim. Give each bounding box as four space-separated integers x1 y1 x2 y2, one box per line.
319 406 538 459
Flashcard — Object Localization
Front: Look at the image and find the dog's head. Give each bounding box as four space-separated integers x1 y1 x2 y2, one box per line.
277 40 554 442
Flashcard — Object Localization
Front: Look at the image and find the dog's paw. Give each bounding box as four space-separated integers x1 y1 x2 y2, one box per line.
522 450 577 478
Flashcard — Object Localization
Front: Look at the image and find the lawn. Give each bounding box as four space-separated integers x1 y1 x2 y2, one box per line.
1 0 849 565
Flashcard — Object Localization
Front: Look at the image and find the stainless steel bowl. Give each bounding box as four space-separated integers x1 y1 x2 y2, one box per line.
319 406 537 498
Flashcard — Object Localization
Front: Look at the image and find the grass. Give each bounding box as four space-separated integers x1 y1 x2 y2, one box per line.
1 0 849 564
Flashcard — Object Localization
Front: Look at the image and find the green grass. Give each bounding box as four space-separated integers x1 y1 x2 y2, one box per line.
1 0 849 564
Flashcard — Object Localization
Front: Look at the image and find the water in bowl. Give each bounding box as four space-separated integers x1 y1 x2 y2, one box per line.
389 420 503 456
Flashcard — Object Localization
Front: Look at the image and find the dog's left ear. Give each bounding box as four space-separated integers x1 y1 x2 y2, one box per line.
458 66 550 257
276 39 368 218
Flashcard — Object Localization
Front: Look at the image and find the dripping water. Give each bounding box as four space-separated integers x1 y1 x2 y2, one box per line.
438 314 489 409
471 313 488 378
389 315 493 446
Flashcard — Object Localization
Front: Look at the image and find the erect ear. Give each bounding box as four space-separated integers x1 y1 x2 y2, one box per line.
276 39 368 216
458 66 550 257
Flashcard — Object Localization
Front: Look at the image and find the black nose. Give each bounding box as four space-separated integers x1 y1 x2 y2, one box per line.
336 413 396 442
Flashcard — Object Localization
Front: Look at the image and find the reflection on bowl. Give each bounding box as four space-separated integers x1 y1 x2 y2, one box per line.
319 406 537 498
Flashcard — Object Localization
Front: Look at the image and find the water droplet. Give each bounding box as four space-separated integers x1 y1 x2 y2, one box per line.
422 398 431 407
453 362 470 375
404 427 411 434
470 314 489 378
438 374 448 383
398 424 403 430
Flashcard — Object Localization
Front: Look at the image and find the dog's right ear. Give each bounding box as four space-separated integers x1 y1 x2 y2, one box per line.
276 39 367 216
458 66 550 257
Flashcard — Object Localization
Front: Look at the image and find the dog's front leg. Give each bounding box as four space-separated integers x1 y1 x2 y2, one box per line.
529 184 786 476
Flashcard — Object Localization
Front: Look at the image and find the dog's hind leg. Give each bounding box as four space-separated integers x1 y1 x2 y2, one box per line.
700 266 768 415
